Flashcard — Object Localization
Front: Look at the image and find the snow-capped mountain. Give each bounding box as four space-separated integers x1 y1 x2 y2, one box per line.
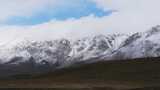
110 25 160 60
0 25 160 76
0 34 128 66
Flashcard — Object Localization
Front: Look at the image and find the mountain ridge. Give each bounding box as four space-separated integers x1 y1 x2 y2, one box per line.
0 25 159 76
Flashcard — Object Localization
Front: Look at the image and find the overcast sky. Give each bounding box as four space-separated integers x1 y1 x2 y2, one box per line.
0 0 159 42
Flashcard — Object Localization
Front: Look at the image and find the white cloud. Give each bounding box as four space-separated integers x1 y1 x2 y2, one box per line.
0 0 59 21
0 15 110 42
0 0 160 43
92 0 160 12
91 0 160 32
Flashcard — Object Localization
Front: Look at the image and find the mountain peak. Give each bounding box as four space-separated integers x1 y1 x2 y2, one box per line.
0 26 160 71
145 25 160 38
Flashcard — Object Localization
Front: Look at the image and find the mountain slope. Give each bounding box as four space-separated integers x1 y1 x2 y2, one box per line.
0 34 128 66
0 25 159 76
110 25 160 59
1 57 160 89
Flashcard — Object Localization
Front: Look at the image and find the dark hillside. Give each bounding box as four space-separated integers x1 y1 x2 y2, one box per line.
1 57 160 90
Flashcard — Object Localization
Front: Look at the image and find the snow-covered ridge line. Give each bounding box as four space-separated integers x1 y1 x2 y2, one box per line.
0 25 160 68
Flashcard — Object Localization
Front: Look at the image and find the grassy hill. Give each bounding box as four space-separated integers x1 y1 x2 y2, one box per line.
1 57 160 89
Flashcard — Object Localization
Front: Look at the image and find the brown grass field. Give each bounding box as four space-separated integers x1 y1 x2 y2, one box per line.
0 57 160 90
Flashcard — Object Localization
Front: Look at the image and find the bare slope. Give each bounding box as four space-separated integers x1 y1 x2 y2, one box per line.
0 57 160 90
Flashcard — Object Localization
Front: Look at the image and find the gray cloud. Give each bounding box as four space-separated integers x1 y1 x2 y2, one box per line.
0 0 159 44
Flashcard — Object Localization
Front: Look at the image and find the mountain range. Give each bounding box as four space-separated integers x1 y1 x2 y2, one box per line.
0 25 160 77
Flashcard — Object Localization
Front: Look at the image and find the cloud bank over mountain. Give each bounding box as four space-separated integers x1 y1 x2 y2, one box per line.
0 0 159 43
92 0 160 32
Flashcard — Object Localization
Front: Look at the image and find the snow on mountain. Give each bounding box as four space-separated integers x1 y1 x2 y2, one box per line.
110 25 160 60
0 25 159 70
68 34 128 61
0 34 128 67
